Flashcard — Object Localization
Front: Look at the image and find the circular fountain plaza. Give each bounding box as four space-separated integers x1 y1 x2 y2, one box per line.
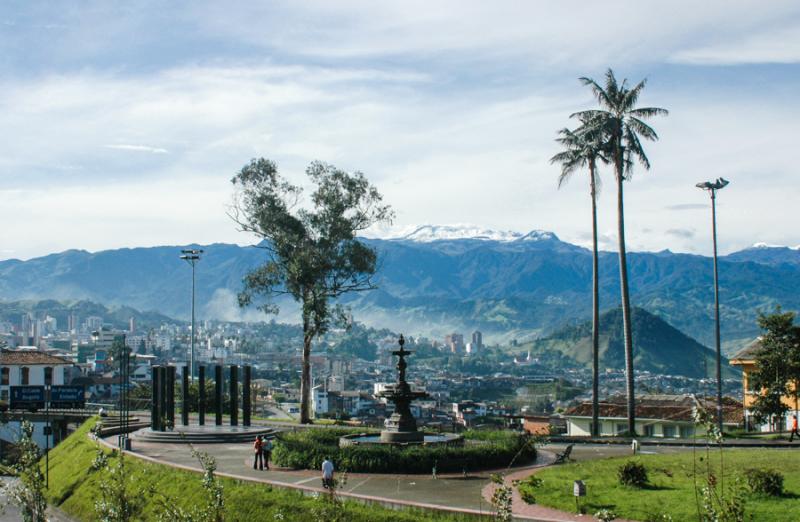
339 334 463 448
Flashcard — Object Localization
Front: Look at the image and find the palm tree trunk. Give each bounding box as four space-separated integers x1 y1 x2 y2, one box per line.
299 306 313 424
616 163 636 435
590 159 600 437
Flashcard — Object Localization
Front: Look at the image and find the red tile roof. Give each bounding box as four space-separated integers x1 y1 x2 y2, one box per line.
564 394 742 424
0 349 72 366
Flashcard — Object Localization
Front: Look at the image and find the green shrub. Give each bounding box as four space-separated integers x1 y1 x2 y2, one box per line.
271 428 536 473
617 460 648 488
517 475 543 504
744 468 783 496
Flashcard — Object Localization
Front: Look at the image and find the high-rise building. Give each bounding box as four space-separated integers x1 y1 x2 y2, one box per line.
68 313 78 333
85 316 103 332
20 313 32 337
129 317 136 334
445 333 464 353
471 330 483 351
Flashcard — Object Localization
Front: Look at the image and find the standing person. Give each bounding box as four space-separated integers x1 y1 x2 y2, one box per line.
262 436 273 470
321 456 334 489
253 435 263 470
791 415 799 442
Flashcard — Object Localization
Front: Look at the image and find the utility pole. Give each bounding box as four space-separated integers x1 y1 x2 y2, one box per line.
696 177 729 435
180 249 203 382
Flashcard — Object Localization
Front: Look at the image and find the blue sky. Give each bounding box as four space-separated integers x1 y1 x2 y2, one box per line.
1 1 799 260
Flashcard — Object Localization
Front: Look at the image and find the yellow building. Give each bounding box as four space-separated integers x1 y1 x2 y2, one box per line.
730 338 799 431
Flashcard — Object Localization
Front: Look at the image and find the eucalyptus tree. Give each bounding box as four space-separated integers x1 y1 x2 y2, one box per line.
230 158 393 424
550 114 608 437
574 69 668 434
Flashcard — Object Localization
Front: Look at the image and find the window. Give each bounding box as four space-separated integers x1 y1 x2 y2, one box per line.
21 367 30 385
1 367 8 385
662 425 676 438
44 367 53 386
679 426 693 438
643 424 655 437
746 375 759 394
616 423 627 434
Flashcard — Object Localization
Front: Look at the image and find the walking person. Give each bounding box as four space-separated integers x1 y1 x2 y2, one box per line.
791 414 799 442
253 435 263 470
321 456 335 489
262 436 273 470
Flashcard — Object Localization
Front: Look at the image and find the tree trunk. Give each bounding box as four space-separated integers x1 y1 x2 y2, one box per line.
590 158 600 437
299 309 313 424
616 155 636 436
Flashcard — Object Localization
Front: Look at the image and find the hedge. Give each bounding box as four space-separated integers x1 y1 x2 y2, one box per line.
272 428 536 474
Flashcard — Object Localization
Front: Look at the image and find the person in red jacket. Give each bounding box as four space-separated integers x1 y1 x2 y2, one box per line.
253 435 263 470
791 414 799 442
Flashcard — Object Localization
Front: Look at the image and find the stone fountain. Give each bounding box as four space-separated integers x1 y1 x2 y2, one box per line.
339 334 462 447
378 334 428 442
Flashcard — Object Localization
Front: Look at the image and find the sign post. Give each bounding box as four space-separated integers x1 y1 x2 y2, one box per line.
573 480 586 514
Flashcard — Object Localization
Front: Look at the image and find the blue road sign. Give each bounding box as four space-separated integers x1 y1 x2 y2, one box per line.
10 386 45 410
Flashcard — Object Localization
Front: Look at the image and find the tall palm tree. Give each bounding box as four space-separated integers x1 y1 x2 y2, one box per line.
574 69 668 435
550 114 608 437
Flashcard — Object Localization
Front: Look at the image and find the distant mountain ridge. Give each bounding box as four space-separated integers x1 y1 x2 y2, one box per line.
1 226 798 351
388 224 558 243
527 307 738 379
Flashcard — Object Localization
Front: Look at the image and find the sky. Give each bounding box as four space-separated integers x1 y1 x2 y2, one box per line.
1 1 799 260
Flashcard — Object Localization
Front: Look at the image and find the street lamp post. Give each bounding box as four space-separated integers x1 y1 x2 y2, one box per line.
180 249 203 382
696 177 729 435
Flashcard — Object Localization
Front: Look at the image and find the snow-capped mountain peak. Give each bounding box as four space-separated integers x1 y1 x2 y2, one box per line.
389 224 558 243
751 242 800 250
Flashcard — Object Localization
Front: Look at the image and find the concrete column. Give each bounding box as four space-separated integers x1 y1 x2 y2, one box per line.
198 365 206 426
159 366 168 431
181 366 189 426
166 366 176 428
151 366 160 431
215 365 223 426
229 365 238 426
243 365 251 427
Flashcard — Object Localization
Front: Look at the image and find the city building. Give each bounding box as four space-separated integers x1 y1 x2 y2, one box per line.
471 330 483 351
730 338 799 431
0 349 75 401
563 394 743 438
444 333 464 354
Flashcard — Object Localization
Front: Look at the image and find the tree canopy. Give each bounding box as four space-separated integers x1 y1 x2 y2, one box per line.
230 158 392 423
750 309 800 425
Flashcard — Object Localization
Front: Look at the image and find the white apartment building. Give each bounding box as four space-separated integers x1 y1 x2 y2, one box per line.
0 349 73 401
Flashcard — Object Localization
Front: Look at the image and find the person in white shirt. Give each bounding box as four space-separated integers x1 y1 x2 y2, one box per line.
321 457 335 489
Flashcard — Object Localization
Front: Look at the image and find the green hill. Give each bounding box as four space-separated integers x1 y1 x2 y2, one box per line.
529 307 739 379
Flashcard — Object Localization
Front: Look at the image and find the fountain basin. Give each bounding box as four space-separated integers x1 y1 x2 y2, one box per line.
339 432 463 448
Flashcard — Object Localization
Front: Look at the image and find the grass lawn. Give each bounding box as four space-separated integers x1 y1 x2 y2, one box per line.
521 448 800 521
43 418 481 521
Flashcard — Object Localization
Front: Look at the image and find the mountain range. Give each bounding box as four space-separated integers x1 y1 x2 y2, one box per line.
1 225 798 354
526 306 738 379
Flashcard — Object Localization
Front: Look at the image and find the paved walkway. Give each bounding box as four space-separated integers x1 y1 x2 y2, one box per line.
109 431 696 521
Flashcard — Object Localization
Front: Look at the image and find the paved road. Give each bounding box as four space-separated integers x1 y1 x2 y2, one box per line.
120 435 696 521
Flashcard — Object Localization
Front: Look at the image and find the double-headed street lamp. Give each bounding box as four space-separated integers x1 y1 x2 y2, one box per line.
180 249 203 382
696 177 729 435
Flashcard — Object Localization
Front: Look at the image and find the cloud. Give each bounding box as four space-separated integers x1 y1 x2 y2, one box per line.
671 24 800 65
666 203 707 211
105 144 169 154
666 228 695 239
1 2 800 261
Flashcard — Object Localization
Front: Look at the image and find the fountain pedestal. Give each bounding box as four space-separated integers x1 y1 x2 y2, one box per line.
378 335 428 443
